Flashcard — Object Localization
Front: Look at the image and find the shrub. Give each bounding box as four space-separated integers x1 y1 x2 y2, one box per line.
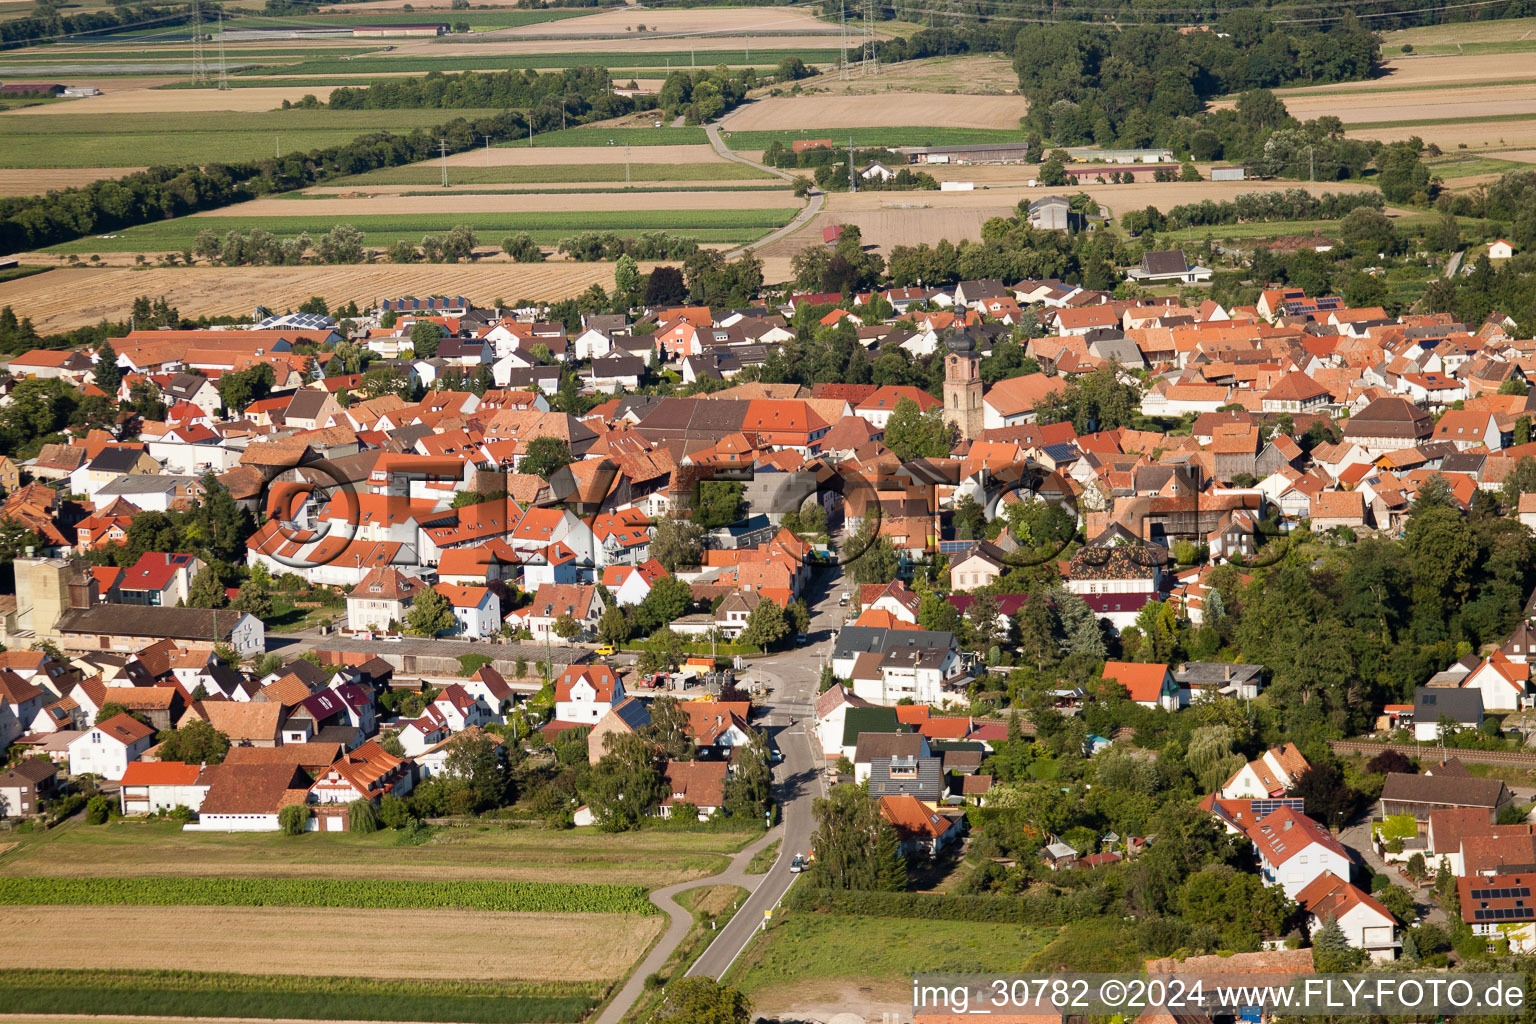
278 804 310 836
85 795 112 825
379 794 413 829
349 800 382 834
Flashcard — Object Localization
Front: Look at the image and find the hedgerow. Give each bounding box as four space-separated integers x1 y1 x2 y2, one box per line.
0 877 656 915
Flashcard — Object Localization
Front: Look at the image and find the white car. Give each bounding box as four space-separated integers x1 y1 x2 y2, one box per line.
789 854 806 873
380 634 403 643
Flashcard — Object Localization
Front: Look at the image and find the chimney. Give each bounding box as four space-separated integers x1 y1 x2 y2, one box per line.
1282 819 1293 831
1224 665 1232 681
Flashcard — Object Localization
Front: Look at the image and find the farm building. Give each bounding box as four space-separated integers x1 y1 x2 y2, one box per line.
1064 164 1163 183
0 83 64 96
351 24 445 37
1065 147 1173 163
898 142 1034 165
1211 166 1246 181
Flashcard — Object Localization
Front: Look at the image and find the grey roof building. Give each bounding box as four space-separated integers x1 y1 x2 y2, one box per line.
868 755 943 802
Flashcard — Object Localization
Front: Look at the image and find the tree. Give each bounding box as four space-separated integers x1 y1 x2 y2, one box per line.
187 566 227 609
278 803 310 835
645 696 696 760
740 596 790 651
954 494 987 540
775 55 810 81
723 729 773 820
635 574 694 634
844 520 901 587
587 731 662 831
93 340 121 395
553 612 581 640
638 626 686 674
883 397 953 461
1038 159 1067 187
874 817 908 891
154 719 230 765
597 604 630 646
406 586 455 637
442 731 508 811
232 580 272 619
501 232 543 262
1287 761 1361 830
1366 750 1414 775
1311 914 1364 971
86 794 112 825
644 266 688 307
692 480 744 529
807 783 893 890
521 436 574 480
614 254 640 298
651 514 704 573
409 321 445 359
647 978 751 1024
1178 865 1292 950
1502 456 1536 508
379 794 412 829
349 799 382 833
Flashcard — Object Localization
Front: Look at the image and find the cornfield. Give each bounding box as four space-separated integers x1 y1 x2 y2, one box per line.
0 877 657 915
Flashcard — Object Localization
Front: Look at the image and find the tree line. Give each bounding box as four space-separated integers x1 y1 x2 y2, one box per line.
0 69 642 253
1122 188 1385 235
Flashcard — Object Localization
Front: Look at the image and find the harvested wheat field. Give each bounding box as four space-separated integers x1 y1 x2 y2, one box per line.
1264 82 1536 125
309 179 779 194
808 54 1021 95
214 189 796 218
0 905 662 981
321 0 576 8
497 6 842 36
1314 52 1536 88
722 92 1026 131
10 85 344 116
1347 121 1536 150
0 168 146 196
408 34 846 55
448 144 727 167
0 264 664 333
764 178 1381 254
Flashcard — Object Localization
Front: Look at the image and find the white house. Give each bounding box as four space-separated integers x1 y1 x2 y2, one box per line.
1490 239 1515 260
68 713 156 781
514 583 603 644
346 568 422 633
1460 652 1531 711
553 665 624 725
1248 806 1352 900
118 761 210 815
813 684 873 758
1297 872 1398 961
1220 743 1311 800
433 583 502 639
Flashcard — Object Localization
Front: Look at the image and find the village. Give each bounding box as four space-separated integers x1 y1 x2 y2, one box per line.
4 215 1536 1020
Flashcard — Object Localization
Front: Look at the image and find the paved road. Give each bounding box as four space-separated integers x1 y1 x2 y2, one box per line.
593 567 842 1024
705 122 825 258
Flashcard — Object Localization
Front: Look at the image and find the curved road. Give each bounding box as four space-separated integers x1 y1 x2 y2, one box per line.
706 123 825 258
593 571 840 1024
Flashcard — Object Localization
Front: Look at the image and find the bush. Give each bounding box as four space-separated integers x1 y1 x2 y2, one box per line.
349 800 382 834
278 804 310 836
48 793 87 824
379 794 413 829
84 795 112 825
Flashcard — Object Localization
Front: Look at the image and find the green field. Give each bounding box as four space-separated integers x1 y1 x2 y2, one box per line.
0 969 599 1023
0 108 505 168
0 875 656 913
1344 112 1536 131
45 207 795 252
340 161 771 185
261 49 841 75
505 125 709 147
1172 212 1491 243
1430 156 1536 179
0 818 754 886
722 126 1023 150
237 9 595 28
727 910 1054 1000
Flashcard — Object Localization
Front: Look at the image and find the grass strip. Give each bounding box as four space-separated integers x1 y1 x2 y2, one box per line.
260 50 839 75
45 209 795 252
1343 112 1536 130
341 162 770 185
0 875 657 914
0 969 598 1024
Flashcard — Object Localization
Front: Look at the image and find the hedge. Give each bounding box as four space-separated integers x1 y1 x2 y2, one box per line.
0 877 656 915
783 884 1112 925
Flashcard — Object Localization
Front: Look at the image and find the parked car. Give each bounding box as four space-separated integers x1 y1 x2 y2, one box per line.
381 634 403 643
838 592 849 606
594 644 616 657
789 854 806 873
795 634 810 646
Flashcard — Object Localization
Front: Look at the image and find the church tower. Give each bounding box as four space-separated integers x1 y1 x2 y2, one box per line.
942 329 983 441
